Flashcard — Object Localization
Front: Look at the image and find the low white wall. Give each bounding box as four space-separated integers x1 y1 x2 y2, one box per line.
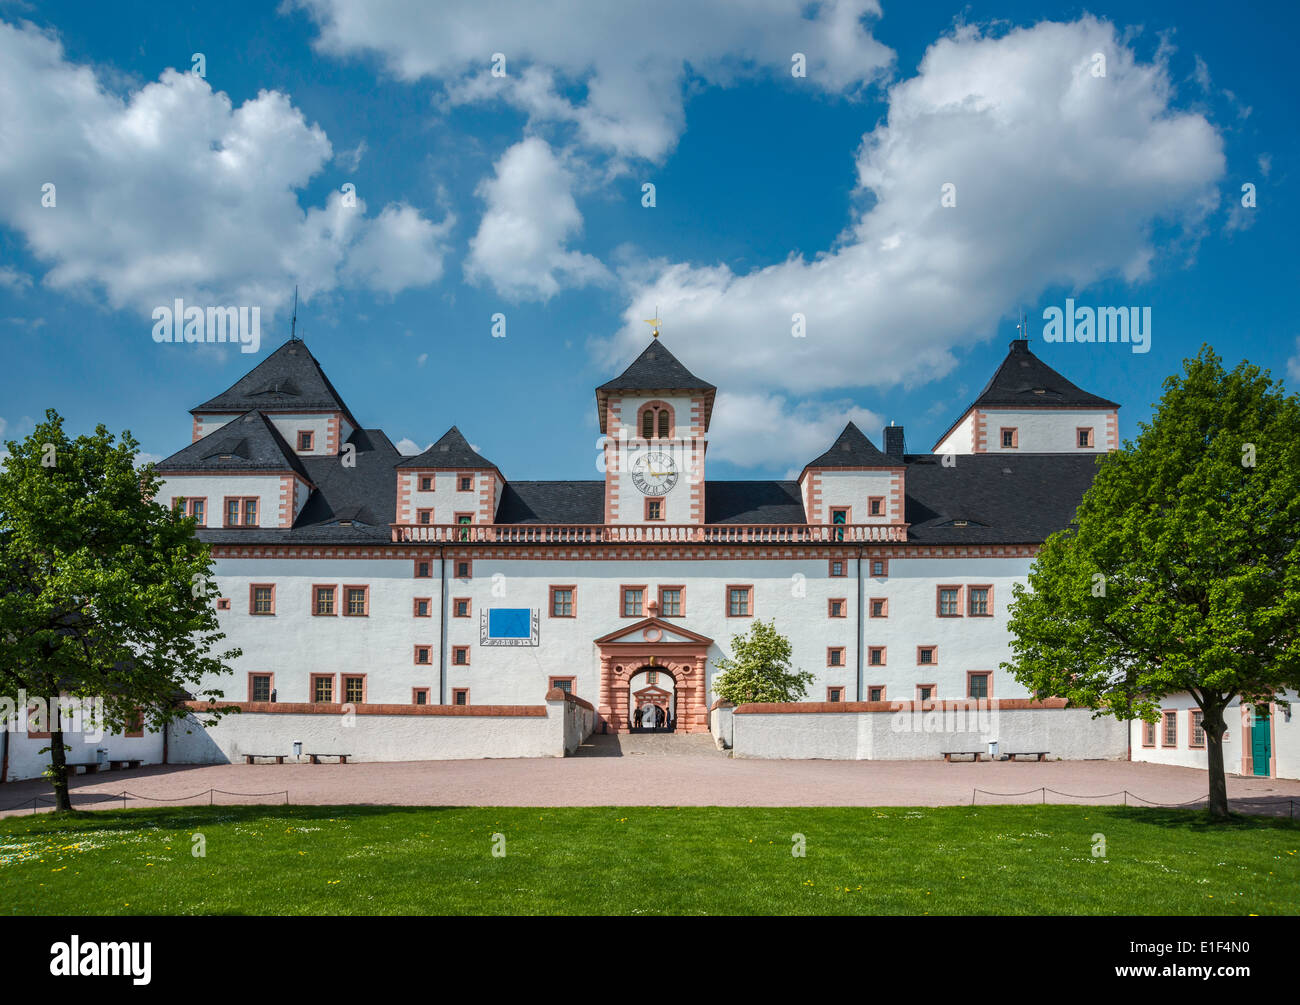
710 703 734 749
732 702 1128 761
167 696 593 764
2 727 164 783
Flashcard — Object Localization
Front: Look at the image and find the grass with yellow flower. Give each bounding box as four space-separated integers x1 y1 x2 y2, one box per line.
1 804 1296 915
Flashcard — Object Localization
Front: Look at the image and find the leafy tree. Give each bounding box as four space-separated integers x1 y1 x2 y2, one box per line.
1002 348 1300 819
0 410 239 812
711 619 814 704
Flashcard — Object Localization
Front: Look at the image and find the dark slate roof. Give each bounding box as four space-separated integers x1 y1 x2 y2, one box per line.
597 339 715 394
197 428 400 544
596 339 717 433
190 340 360 428
804 422 898 470
156 410 312 482
975 339 1119 408
706 481 806 523
496 481 605 524
901 452 1103 544
396 426 498 470
933 338 1119 449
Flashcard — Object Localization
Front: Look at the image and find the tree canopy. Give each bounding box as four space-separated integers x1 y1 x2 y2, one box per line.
711 619 814 704
1002 347 1300 818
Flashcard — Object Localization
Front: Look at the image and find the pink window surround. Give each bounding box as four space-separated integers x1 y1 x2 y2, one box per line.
416 508 433 525
297 430 314 451
413 597 432 617
1000 427 1018 449
867 685 886 702
826 647 846 667
1142 720 1157 747
620 585 647 618
869 598 888 618
966 671 992 699
342 674 367 705
452 646 470 666
454 558 472 579
457 473 475 492
418 475 434 492
414 645 432 665
343 584 370 617
223 496 260 528
828 559 847 577
967 584 993 617
869 558 889 578
452 688 470 706
414 559 432 578
937 585 963 617
828 598 847 618
1161 709 1178 747
726 584 754 618
1189 709 1206 748
827 687 845 702
412 688 430 705
310 673 336 703
658 585 684 617
216 598 231 611
868 497 885 517
645 498 664 521
452 597 471 618
549 585 577 618
637 401 675 439
916 684 937 702
917 646 937 666
171 496 208 526
248 672 275 703
312 584 337 616
249 583 275 615
1077 427 1095 448
867 646 886 666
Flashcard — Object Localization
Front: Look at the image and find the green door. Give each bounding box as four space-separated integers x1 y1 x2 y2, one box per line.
1252 708 1271 776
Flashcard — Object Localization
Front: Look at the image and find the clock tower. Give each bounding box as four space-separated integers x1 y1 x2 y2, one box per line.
596 337 716 527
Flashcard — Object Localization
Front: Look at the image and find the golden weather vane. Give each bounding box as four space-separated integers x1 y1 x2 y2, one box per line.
643 305 662 339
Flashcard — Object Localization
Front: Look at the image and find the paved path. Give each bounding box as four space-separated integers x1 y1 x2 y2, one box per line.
3 737 1298 817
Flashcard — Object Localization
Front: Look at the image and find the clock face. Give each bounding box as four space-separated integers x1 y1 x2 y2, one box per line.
631 451 679 496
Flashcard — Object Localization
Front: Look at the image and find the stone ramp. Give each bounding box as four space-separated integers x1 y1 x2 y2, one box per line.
573 732 722 758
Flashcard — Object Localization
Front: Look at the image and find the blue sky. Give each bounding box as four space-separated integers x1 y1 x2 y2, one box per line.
0 0 1294 480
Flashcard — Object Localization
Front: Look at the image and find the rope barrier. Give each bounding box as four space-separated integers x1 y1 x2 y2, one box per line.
1 788 292 815
971 787 1298 814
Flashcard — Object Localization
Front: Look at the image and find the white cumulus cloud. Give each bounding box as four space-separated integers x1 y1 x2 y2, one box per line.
0 21 453 318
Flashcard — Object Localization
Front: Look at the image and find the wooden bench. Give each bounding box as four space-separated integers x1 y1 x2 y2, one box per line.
307 753 349 765
941 750 982 762
68 762 100 775
1005 751 1049 762
244 754 286 765
109 759 143 770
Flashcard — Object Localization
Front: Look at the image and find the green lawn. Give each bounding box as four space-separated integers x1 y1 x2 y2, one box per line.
2 804 1296 915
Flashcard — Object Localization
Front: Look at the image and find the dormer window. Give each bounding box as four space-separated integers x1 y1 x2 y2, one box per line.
297 431 314 451
1077 427 1094 448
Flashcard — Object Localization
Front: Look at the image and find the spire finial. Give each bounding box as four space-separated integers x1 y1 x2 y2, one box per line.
289 285 300 342
1017 306 1029 343
643 304 661 339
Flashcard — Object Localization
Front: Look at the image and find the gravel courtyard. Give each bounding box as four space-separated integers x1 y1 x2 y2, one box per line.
3 733 1298 817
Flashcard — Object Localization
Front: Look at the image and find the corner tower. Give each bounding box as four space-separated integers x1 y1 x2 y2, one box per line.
596 339 716 526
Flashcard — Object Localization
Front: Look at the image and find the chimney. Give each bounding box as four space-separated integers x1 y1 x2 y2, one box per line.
884 423 905 460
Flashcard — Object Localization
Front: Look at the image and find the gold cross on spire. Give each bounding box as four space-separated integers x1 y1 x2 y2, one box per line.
643 306 661 339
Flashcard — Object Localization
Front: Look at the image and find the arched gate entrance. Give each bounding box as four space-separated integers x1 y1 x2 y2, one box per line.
595 617 712 734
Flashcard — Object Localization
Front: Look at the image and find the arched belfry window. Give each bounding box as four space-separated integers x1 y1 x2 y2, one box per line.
638 402 675 440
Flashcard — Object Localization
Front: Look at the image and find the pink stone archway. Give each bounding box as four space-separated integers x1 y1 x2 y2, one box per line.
595 618 712 734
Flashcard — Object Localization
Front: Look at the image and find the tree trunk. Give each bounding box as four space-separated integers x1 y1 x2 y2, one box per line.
1202 704 1229 821
47 719 73 813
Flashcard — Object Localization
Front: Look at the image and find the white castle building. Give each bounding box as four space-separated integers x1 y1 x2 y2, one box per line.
155 333 1117 731
2 333 1293 781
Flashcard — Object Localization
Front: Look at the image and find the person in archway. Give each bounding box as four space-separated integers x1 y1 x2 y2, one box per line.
633 706 643 730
